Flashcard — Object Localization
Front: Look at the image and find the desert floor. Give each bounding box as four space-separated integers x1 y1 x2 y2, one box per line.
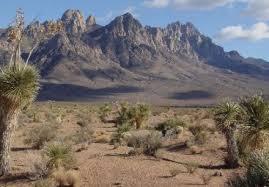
0 102 242 187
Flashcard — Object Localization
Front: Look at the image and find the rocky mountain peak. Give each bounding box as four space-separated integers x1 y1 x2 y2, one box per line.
107 12 143 36
86 15 96 28
61 9 86 34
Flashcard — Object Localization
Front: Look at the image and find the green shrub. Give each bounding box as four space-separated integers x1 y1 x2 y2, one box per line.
156 118 186 137
116 103 150 129
228 150 269 187
127 131 162 156
111 122 132 145
128 104 151 129
116 103 131 126
99 103 112 122
72 126 94 144
188 125 209 145
43 142 75 170
24 124 57 149
239 95 269 152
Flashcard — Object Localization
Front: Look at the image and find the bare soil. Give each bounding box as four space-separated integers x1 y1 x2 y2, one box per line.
0 102 242 187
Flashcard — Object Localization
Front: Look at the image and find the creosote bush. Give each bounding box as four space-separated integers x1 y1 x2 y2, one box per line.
156 118 186 137
24 124 57 149
71 126 94 144
127 131 162 156
111 122 132 145
116 103 131 126
99 103 112 122
188 125 209 145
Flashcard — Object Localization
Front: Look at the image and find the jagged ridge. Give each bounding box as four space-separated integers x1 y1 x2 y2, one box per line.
0 9 269 105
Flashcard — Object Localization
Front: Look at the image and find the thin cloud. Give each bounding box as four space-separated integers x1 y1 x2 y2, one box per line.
216 22 269 41
143 0 269 21
143 0 238 10
143 0 170 8
243 0 269 21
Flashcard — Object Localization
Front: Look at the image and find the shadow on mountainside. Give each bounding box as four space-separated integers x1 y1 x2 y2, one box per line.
170 90 214 100
37 83 144 101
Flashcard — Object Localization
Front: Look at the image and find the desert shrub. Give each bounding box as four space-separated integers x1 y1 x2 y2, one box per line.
128 104 151 129
111 122 132 145
116 103 131 126
76 112 92 124
156 118 186 137
43 142 75 170
71 126 94 144
99 103 112 122
188 125 209 145
228 150 269 187
30 156 50 180
188 124 206 136
116 103 150 129
194 131 209 145
44 112 59 124
127 131 162 156
24 124 57 149
52 169 80 187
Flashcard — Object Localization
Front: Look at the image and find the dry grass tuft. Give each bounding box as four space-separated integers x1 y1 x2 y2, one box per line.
52 168 80 187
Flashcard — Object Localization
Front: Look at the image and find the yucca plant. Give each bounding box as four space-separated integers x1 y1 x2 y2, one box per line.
0 62 39 176
0 10 61 176
128 104 151 129
228 150 269 187
0 10 40 176
214 100 240 168
239 95 269 152
43 142 74 170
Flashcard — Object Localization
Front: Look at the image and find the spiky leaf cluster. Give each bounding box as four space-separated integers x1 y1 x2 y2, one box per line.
229 150 269 187
214 101 240 134
239 95 269 151
43 142 74 170
0 64 40 108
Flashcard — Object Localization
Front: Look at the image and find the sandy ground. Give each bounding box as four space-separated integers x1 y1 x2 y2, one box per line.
0 102 242 187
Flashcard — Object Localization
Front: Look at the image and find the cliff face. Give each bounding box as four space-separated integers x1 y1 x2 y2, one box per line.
0 9 269 104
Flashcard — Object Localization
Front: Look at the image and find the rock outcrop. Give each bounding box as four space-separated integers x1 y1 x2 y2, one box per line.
61 9 86 34
1 10 269 103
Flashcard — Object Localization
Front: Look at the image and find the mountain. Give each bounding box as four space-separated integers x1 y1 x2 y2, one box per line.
0 9 269 106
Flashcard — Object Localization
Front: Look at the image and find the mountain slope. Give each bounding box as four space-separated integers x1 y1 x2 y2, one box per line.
0 9 269 106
